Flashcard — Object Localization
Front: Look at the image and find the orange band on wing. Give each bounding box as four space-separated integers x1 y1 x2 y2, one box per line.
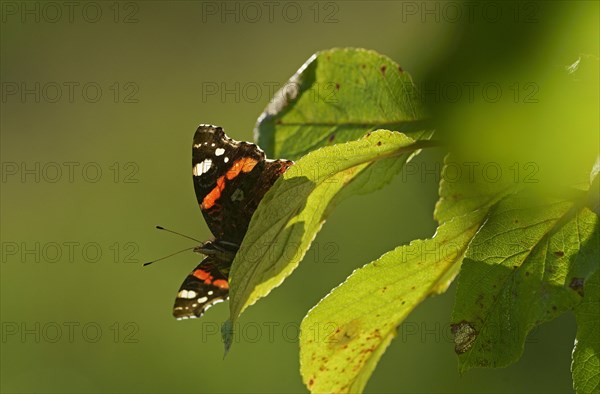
225 157 258 180
213 279 229 289
202 158 258 209
193 269 212 281
201 176 226 209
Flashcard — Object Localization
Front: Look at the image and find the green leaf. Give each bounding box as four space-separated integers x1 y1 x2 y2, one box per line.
299 210 486 393
255 47 434 209
572 270 600 394
588 156 600 215
451 194 599 372
434 154 521 225
228 130 432 322
296 154 527 392
255 48 429 160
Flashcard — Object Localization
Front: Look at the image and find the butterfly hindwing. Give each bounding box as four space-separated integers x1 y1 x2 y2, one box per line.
173 256 230 319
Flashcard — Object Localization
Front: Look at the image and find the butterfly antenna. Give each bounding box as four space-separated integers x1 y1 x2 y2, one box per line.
155 225 202 243
143 247 195 267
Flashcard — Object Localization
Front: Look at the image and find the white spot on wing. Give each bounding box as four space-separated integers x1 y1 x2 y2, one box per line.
215 148 225 156
193 158 213 176
178 290 198 299
224 157 229 163
197 296 208 303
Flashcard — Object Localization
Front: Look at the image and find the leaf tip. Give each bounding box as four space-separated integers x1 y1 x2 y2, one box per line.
221 319 234 358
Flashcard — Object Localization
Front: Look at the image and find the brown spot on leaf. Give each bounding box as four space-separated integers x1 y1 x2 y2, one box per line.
335 83 340 90
476 294 484 308
398 65 404 72
382 286 387 293
361 64 366 69
569 277 584 297
377 141 382 146
380 65 387 74
308 378 314 387
554 251 565 257
328 134 335 142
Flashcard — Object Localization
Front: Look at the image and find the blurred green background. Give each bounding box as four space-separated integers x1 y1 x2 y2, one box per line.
1 1 597 393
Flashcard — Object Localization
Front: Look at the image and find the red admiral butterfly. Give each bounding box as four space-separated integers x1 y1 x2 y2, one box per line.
173 124 293 319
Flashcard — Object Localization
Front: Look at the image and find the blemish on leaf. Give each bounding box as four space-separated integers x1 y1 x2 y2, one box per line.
382 286 387 293
398 65 404 72
308 378 314 387
330 319 361 349
361 64 366 69
476 294 484 308
335 83 340 90
569 277 584 296
525 271 530 276
377 141 382 146
451 321 478 354
554 250 564 257
380 65 387 74
328 134 335 142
